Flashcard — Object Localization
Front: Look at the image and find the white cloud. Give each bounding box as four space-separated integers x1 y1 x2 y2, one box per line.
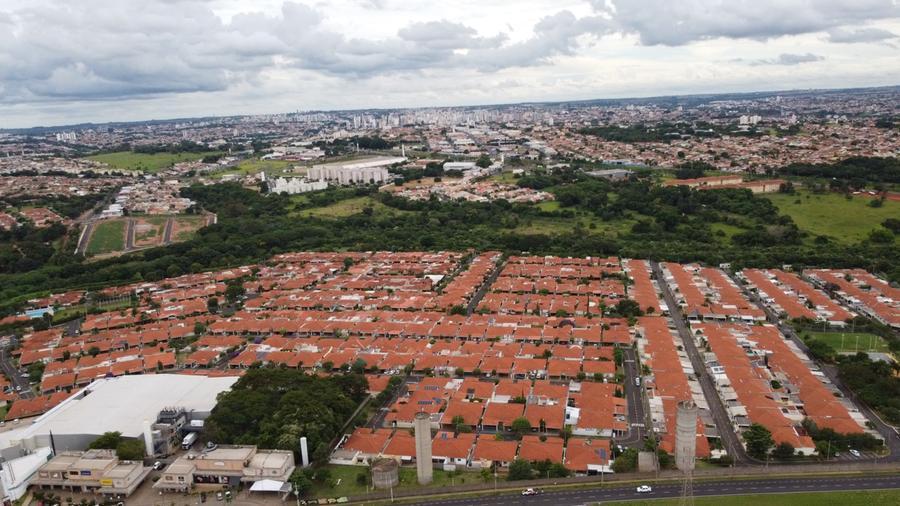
0 0 898 126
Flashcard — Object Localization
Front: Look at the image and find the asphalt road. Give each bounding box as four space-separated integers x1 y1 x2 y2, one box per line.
415 474 900 506
650 261 754 466
0 348 33 399
75 221 94 255
162 216 175 244
125 217 136 251
617 349 647 448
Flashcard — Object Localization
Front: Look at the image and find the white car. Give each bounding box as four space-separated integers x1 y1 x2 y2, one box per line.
522 488 538 496
849 449 860 457
636 485 653 493
152 461 164 470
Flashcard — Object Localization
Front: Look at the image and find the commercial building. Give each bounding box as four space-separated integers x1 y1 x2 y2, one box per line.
154 446 295 492
0 375 238 461
30 449 152 498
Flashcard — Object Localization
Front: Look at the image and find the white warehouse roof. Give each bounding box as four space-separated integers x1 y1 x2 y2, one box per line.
1 374 238 451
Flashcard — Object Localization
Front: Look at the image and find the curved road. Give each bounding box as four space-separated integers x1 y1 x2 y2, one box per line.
416 474 900 506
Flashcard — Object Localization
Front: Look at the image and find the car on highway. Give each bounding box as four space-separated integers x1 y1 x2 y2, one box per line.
636 485 653 493
849 449 860 457
522 488 539 496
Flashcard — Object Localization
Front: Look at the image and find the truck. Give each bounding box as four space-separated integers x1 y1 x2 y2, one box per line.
181 432 198 450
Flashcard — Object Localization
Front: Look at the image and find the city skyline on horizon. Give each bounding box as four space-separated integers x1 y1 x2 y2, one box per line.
1 0 899 128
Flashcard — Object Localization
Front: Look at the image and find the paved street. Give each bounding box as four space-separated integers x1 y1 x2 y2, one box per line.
416 474 900 506
0 348 33 399
617 348 647 448
650 261 754 466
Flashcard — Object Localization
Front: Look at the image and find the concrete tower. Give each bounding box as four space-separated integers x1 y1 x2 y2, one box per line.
675 400 698 471
414 412 433 485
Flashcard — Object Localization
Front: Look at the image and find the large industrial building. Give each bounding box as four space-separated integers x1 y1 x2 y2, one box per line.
0 375 238 501
307 156 405 185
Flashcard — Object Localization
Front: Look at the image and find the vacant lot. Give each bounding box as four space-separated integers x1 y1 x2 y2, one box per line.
601 490 900 506
88 151 219 173
133 216 167 248
86 219 125 255
211 158 295 179
805 331 890 354
765 191 899 243
172 215 207 241
296 196 409 218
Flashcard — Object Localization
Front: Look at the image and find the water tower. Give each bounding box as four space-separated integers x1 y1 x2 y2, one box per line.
414 412 433 485
675 400 698 506
675 400 698 471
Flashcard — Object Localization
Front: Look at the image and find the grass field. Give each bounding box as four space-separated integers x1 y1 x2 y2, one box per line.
765 191 899 243
211 158 294 179
490 171 521 184
296 196 410 218
88 151 220 173
173 215 207 241
599 490 900 506
86 219 125 255
310 465 466 499
805 331 890 353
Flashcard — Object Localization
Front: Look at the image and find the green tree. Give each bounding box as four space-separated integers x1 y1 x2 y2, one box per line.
507 459 533 481
772 442 795 460
511 417 532 438
88 431 123 450
611 448 638 473
475 154 492 168
116 439 145 460
743 423 775 459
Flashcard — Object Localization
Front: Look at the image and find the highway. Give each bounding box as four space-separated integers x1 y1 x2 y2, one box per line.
650 261 754 466
414 474 900 506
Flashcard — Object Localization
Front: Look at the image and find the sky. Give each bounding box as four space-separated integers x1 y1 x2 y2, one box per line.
1 0 899 128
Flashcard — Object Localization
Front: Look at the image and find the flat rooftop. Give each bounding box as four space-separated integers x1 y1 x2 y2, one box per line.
1 374 238 449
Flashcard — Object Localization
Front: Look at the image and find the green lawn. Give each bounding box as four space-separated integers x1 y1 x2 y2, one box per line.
512 211 637 236
805 331 890 353
88 151 220 173
86 220 126 255
490 171 521 184
536 201 561 212
599 490 900 506
211 158 294 179
296 196 409 218
310 464 469 499
765 191 899 243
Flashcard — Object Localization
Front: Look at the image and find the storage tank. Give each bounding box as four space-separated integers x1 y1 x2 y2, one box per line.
675 400 699 471
371 458 399 489
414 412 433 485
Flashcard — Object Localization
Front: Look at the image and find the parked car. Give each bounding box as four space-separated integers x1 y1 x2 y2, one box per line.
636 485 653 493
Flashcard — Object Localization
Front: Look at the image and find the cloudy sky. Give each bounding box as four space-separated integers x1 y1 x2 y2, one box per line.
1 0 899 128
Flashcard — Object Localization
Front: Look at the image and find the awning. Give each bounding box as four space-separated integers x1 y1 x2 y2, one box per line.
249 479 290 493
